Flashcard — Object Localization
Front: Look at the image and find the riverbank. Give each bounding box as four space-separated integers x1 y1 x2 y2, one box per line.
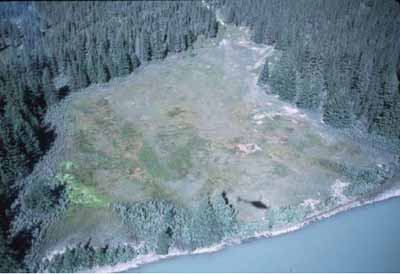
133 196 400 273
89 183 400 273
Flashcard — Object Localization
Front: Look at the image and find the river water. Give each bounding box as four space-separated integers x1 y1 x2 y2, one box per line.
130 198 400 272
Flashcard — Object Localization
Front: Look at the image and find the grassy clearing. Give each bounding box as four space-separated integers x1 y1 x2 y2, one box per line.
58 24 387 239
36 25 397 262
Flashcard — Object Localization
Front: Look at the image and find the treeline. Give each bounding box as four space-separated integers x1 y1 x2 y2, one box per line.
112 196 237 253
39 240 140 273
222 0 400 141
40 194 238 272
0 1 218 271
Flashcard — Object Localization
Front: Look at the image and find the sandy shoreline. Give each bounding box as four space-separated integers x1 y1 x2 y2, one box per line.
87 185 400 273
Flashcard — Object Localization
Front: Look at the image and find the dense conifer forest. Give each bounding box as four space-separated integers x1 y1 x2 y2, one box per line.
221 0 400 137
0 0 399 272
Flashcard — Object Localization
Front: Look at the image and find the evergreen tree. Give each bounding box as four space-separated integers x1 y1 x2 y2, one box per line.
295 68 324 110
186 31 195 50
97 55 111 83
252 19 265 44
0 227 19 272
269 51 296 101
173 33 183 53
151 30 166 60
130 53 140 72
41 66 56 105
86 51 99 84
257 59 269 86
322 87 352 128
118 52 132 76
137 31 152 62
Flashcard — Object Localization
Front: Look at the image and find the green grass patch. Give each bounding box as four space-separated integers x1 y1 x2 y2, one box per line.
290 140 306 153
56 161 110 208
69 167 96 187
272 162 289 177
139 127 208 181
138 142 170 180
93 116 114 129
167 144 193 178
167 107 185 118
74 101 95 115
92 151 136 171
167 134 209 179
305 132 323 146
120 123 141 140
75 130 96 154
262 117 287 132
144 178 180 201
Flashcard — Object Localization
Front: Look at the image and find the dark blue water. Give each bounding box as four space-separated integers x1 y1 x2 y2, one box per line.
132 198 400 272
